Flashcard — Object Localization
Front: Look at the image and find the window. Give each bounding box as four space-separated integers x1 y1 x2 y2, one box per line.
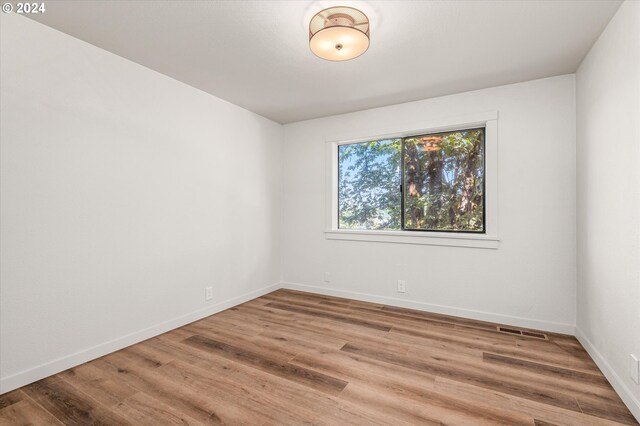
338 128 485 233
326 112 498 248
338 138 402 230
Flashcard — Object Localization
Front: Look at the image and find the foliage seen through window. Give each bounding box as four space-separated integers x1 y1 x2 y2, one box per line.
338 128 484 232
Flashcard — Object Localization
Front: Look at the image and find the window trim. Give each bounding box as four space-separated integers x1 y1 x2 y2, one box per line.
324 111 499 249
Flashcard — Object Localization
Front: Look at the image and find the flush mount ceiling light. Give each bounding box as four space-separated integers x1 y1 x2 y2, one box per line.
309 6 370 61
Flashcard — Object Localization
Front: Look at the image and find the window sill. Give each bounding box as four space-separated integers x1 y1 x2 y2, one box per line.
325 229 499 249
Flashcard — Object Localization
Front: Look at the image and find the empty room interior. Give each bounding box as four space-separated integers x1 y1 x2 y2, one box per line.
1 0 639 424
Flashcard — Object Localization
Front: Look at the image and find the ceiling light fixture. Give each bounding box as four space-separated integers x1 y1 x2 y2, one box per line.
309 6 370 61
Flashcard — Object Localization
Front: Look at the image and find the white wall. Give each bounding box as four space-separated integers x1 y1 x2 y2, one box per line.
0 14 282 392
576 0 640 419
282 75 577 333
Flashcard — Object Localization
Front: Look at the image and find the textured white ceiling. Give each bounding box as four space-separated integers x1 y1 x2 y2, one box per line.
28 1 621 123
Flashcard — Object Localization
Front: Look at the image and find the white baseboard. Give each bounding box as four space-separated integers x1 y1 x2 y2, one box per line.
280 281 576 335
0 282 280 394
575 328 640 422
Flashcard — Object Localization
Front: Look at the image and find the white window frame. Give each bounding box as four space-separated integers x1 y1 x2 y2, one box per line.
324 111 499 249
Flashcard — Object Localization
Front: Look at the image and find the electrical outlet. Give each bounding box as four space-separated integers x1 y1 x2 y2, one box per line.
205 286 213 301
324 272 331 283
397 280 406 293
631 354 639 385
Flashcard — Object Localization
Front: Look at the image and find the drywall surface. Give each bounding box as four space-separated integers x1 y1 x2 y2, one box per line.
282 75 577 332
0 14 282 391
576 0 640 418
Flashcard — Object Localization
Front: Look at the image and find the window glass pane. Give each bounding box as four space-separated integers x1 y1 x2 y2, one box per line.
338 139 401 230
403 129 484 232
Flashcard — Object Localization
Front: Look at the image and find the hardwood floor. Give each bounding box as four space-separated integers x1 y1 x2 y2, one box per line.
1 289 637 425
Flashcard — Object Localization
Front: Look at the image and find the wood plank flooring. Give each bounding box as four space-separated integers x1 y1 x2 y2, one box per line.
1 289 637 425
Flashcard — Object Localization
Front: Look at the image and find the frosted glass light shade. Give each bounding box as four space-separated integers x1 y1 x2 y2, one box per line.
309 6 370 61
